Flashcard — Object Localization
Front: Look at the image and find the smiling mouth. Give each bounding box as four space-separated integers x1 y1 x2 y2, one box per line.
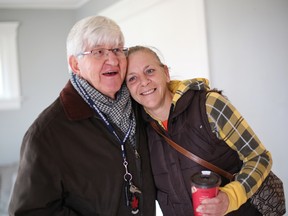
103 71 118 76
141 88 156 96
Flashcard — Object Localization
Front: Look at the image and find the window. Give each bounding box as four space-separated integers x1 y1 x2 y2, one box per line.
0 22 21 110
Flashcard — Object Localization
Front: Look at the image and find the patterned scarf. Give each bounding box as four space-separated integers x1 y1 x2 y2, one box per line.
70 73 136 147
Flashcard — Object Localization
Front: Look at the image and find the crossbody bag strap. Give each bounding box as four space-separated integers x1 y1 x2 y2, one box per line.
150 121 234 181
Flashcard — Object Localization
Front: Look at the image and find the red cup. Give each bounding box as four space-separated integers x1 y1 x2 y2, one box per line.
190 171 221 216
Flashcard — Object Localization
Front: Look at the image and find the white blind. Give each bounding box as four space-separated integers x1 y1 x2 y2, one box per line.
0 22 21 110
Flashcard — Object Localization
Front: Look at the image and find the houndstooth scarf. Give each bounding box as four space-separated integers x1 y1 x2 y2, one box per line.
70 73 136 147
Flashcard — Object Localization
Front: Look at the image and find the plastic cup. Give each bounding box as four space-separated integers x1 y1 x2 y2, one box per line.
190 170 221 216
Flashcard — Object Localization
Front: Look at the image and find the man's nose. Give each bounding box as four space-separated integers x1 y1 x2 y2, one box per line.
105 51 119 65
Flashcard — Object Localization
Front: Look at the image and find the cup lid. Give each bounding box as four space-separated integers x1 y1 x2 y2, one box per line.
191 170 221 188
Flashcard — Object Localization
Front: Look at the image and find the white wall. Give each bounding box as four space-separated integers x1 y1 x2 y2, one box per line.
205 0 288 211
99 0 209 80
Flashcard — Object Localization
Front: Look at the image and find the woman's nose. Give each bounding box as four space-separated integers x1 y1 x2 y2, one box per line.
140 76 151 86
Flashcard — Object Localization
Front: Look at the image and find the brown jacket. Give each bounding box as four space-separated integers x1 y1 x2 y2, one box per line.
9 81 156 216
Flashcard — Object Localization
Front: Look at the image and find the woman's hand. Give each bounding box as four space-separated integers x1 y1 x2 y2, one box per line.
196 191 229 216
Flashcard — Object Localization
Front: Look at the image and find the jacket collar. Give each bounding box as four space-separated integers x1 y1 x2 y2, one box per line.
60 81 94 120
142 79 209 123
141 89 196 123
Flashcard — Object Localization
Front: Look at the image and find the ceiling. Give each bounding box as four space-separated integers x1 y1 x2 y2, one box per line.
0 0 91 9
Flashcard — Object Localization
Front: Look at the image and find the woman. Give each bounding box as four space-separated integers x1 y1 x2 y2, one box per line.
126 45 272 215
9 18 156 215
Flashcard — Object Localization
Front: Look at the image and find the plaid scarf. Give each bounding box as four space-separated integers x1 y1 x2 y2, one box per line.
70 73 136 147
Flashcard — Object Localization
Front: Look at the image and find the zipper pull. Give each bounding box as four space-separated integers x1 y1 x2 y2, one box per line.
134 149 140 159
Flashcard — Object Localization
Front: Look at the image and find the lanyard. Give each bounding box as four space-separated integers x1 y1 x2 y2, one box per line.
72 74 133 182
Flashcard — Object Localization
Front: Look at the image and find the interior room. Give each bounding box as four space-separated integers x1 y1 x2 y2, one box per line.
0 0 287 215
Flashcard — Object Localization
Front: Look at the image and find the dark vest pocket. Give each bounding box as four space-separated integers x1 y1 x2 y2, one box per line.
157 190 175 216
157 190 194 216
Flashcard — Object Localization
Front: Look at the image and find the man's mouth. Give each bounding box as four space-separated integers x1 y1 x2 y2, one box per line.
103 71 118 76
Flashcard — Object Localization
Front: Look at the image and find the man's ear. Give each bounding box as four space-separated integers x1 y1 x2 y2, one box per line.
69 55 80 75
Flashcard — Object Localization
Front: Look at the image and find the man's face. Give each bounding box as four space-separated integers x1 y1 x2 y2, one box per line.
70 45 128 99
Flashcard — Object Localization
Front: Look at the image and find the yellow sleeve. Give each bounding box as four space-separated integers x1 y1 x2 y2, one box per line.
219 181 247 214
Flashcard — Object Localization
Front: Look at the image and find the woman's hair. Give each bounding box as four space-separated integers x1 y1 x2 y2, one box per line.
66 16 124 65
128 45 165 67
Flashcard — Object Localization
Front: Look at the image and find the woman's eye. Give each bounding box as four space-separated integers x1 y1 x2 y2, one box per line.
146 69 154 74
127 76 136 83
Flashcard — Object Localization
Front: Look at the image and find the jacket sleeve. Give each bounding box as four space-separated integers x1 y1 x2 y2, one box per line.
8 126 95 216
205 91 272 213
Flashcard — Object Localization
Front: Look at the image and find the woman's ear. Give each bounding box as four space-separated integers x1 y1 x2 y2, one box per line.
69 55 80 75
163 65 171 82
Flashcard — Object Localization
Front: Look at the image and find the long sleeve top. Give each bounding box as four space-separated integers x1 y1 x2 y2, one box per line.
205 90 272 213
168 78 272 213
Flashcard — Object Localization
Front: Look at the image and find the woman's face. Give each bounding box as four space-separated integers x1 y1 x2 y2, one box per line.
126 51 171 113
69 45 127 99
